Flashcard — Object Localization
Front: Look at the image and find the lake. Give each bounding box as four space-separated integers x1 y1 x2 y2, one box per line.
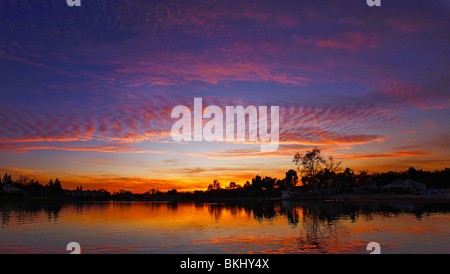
0 200 449 254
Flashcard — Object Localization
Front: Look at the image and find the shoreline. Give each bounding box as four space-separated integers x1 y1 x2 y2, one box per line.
1 194 449 203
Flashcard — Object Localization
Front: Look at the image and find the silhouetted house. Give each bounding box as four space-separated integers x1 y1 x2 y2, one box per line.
353 183 379 194
383 179 426 193
2 184 20 194
281 190 290 199
65 189 110 199
84 190 110 198
65 189 82 197
424 189 442 195
281 187 303 200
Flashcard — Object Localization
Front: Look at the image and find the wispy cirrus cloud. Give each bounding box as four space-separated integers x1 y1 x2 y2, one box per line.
0 92 401 157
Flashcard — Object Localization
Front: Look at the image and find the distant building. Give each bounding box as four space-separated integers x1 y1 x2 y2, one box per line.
64 189 110 199
65 189 82 197
281 187 303 200
353 183 379 194
281 190 291 200
2 184 21 194
383 179 427 193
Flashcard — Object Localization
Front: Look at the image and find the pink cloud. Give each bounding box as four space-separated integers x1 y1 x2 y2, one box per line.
299 32 379 51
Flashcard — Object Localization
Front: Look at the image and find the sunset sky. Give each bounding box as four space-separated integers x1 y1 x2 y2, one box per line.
0 0 449 193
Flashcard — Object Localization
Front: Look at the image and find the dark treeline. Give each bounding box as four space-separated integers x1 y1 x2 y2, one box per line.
0 173 110 199
296 166 450 194
198 169 300 199
197 147 448 198
193 167 449 199
0 173 64 197
0 147 448 200
289 147 449 194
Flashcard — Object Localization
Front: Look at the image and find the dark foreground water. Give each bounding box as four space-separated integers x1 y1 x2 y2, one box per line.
0 200 449 254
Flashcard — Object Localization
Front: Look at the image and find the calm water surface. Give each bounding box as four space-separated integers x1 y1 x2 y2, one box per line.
0 200 449 254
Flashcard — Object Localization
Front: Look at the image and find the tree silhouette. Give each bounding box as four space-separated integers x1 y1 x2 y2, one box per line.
293 147 325 191
2 173 12 184
262 176 276 191
213 180 221 190
284 169 298 188
325 156 342 173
